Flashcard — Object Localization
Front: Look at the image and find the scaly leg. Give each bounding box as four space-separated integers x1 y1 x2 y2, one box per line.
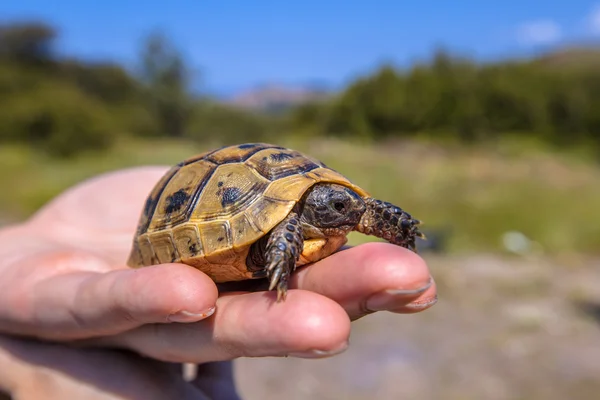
264 211 304 302
355 198 425 252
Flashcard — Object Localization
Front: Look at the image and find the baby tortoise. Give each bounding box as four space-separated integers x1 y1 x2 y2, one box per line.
127 143 424 301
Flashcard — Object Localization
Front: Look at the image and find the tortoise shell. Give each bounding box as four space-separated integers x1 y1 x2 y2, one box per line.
127 143 370 282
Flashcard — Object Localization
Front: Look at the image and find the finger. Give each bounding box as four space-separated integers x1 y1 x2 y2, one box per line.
4 262 218 340
89 290 352 364
288 242 438 320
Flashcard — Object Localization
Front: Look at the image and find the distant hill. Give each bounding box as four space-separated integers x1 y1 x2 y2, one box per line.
225 83 332 113
532 44 600 70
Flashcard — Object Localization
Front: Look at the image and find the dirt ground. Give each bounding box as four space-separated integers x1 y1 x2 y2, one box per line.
234 253 600 400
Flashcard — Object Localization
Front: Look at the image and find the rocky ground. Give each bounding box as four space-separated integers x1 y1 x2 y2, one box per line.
234 253 600 400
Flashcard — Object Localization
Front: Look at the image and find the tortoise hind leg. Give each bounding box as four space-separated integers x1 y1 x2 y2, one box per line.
263 211 304 302
355 198 425 252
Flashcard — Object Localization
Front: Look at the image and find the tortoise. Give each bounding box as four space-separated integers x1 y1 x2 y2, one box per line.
127 143 424 301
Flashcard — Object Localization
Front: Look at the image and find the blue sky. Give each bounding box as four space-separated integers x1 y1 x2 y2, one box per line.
2 1 600 95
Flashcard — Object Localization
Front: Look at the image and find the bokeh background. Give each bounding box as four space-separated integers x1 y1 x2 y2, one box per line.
1 1 600 399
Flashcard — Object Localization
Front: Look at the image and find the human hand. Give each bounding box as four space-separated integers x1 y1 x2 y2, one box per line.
0 167 436 394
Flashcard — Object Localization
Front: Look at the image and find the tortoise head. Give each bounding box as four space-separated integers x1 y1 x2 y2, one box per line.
300 183 367 237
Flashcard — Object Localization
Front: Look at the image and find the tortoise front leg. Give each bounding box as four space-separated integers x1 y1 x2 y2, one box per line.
355 198 425 252
264 211 304 302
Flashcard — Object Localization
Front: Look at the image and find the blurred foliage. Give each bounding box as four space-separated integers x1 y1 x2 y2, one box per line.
292 49 600 155
0 21 276 157
2 21 600 158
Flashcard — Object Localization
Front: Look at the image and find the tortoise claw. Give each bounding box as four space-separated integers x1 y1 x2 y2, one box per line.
277 282 287 302
268 264 283 291
266 258 290 303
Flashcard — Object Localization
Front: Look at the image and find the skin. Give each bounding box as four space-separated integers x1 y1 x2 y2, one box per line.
0 166 437 399
251 183 424 301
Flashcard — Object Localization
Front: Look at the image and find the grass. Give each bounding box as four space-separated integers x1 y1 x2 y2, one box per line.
1 135 599 255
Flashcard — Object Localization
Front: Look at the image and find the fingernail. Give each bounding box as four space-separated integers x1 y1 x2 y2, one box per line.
403 295 439 310
288 340 350 359
365 277 433 312
168 306 216 323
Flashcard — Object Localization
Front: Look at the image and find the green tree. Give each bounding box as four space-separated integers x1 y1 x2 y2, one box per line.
136 31 195 137
0 21 56 65
2 82 116 157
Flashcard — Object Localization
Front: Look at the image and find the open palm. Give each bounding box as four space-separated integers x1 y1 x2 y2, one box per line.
0 166 436 398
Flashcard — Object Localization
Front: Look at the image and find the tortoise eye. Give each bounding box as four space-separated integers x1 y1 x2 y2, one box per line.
333 202 345 212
